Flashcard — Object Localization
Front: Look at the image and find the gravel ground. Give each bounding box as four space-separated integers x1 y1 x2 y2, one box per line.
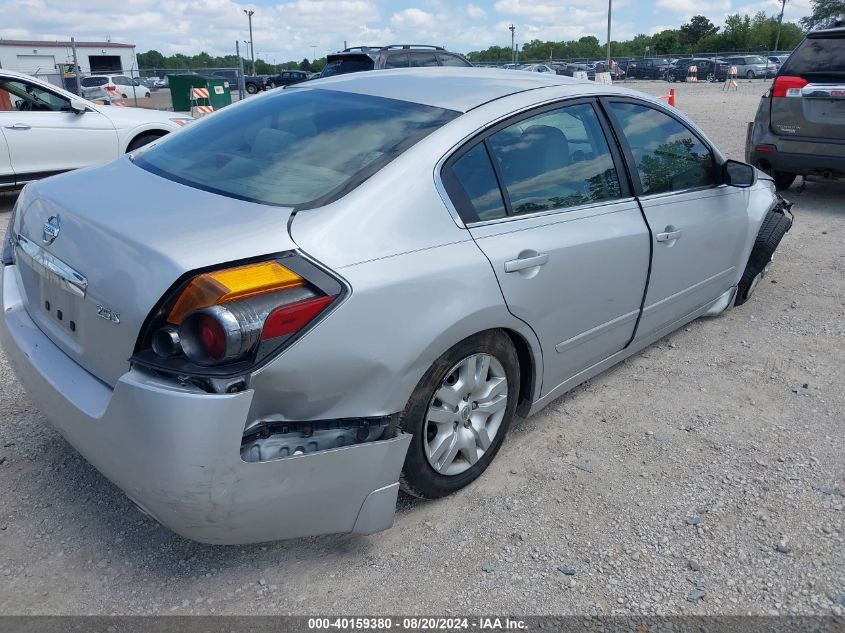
0 80 843 616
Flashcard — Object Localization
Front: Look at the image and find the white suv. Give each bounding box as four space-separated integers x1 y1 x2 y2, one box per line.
80 74 151 100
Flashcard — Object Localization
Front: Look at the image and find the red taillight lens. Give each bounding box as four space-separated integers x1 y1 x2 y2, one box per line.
198 313 226 360
772 75 807 98
261 295 335 341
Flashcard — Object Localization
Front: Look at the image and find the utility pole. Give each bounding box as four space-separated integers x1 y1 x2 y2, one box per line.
773 0 788 53
244 9 255 74
606 0 612 67
70 37 81 96
235 40 245 100
509 24 516 64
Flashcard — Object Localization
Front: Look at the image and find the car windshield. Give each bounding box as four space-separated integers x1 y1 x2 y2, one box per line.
136 88 458 208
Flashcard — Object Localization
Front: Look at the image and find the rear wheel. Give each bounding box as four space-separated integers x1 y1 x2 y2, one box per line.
735 211 792 305
246 83 258 94
773 171 797 191
706 72 716 82
399 331 519 499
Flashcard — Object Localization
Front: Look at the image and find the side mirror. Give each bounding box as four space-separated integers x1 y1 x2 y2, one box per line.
723 159 755 188
69 98 87 114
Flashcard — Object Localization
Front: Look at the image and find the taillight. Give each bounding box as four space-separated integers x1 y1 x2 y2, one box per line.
772 75 807 98
136 254 344 375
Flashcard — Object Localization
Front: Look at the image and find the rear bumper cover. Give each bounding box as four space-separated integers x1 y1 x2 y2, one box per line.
0 263 411 544
750 147 845 176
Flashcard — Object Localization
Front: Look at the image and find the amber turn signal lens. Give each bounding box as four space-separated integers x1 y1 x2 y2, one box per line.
167 261 303 325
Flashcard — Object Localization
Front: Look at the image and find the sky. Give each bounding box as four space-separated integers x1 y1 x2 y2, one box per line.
0 0 813 62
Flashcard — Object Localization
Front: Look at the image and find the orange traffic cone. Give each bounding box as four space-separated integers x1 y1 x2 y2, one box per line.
659 88 676 107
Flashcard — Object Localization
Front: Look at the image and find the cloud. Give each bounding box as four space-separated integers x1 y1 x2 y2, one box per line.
465 3 486 19
653 0 730 14
390 7 436 29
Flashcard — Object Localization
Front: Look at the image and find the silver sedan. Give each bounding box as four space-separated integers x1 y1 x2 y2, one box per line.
0 68 792 544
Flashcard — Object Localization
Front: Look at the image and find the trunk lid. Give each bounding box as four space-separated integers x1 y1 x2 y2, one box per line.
771 32 845 143
11 157 297 386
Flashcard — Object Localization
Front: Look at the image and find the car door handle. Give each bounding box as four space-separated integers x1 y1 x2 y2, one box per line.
4 123 31 130
656 230 682 242
504 253 549 272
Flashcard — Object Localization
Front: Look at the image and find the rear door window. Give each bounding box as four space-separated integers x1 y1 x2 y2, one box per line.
780 36 845 75
384 53 409 68
81 77 108 87
409 53 438 67
486 102 622 215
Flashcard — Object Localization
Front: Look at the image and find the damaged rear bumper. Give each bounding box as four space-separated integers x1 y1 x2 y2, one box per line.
0 263 412 545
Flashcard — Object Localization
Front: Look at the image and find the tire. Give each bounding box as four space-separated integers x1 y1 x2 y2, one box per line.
667 72 676 82
246 83 258 94
706 72 715 82
773 171 797 191
398 330 520 499
735 211 792 306
126 132 165 152
747 70 755 79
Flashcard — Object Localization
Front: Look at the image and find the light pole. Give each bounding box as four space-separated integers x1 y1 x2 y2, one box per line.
509 24 516 64
773 0 788 53
606 0 612 67
243 9 255 74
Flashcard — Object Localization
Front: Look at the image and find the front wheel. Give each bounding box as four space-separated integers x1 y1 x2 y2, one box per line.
245 83 258 94
747 70 756 79
399 331 520 499
706 72 715 82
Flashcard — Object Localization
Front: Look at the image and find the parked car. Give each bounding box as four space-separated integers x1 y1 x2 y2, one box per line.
320 45 472 78
80 74 151 100
0 69 192 188
134 77 158 91
0 68 792 544
626 58 671 79
664 58 728 82
520 64 555 73
557 62 596 80
266 69 309 88
721 55 777 79
210 70 265 94
746 24 845 190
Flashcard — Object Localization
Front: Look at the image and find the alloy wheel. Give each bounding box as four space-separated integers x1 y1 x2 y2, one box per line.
424 354 508 476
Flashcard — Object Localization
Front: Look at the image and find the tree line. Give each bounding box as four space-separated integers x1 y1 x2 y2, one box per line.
468 12 807 63
136 50 326 74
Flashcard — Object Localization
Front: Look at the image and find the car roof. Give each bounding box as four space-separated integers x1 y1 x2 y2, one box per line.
299 67 638 112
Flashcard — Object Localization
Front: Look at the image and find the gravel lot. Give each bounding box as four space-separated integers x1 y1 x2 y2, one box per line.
0 80 843 616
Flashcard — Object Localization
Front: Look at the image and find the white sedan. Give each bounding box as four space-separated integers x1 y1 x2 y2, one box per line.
0 70 192 188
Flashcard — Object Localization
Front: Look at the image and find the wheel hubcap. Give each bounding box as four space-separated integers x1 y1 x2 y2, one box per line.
424 353 508 476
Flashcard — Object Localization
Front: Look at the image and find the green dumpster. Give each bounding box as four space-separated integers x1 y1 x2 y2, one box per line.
168 75 232 113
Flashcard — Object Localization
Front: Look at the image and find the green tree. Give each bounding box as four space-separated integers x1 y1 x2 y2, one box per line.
651 29 681 54
680 15 719 47
299 58 313 72
800 0 845 29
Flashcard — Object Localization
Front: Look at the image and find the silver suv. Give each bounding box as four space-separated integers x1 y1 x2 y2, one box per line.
722 55 777 79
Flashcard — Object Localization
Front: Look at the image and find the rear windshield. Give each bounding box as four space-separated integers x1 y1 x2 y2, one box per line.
320 56 374 77
781 35 845 75
136 88 458 208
